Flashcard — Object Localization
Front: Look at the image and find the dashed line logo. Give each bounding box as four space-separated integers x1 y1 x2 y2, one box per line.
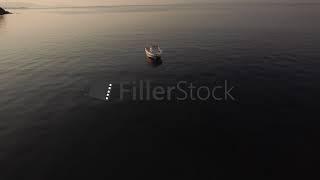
106 83 112 101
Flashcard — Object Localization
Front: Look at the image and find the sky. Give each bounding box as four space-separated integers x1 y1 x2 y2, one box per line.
1 0 317 8
1 0 210 7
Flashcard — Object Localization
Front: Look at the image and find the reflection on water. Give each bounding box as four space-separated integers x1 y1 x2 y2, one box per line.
0 15 5 29
146 57 163 67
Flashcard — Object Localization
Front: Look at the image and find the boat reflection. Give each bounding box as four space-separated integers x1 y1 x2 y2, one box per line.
146 57 163 67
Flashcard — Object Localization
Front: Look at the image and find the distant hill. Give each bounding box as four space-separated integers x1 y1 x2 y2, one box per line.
0 7 11 15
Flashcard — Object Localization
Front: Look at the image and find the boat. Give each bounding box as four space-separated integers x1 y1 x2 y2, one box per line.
145 44 162 59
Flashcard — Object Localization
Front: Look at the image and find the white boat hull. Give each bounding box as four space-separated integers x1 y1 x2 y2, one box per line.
145 48 162 59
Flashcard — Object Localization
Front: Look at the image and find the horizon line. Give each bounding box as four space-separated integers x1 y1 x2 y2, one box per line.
4 1 320 10
3 2 208 10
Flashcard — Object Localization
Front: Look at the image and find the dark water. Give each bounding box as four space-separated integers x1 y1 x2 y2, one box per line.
1 3 320 179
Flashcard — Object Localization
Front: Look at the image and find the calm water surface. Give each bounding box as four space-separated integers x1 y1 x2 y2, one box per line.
1 3 320 179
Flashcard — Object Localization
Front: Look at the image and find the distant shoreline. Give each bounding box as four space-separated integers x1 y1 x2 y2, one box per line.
0 7 11 15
